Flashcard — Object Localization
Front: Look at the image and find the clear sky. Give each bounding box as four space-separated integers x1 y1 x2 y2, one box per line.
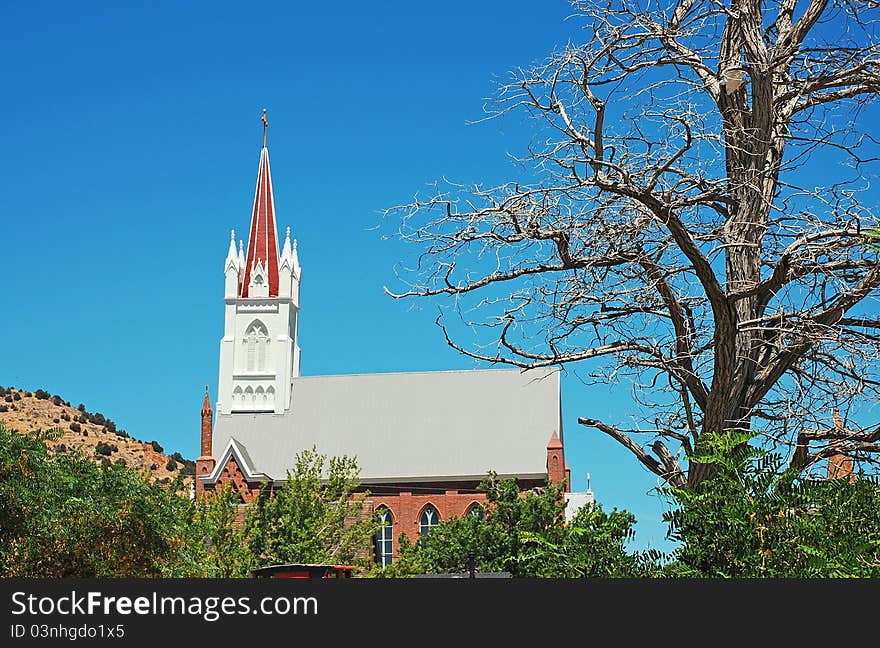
0 0 726 553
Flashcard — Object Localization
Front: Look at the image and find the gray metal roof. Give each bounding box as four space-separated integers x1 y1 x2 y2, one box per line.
212 367 562 482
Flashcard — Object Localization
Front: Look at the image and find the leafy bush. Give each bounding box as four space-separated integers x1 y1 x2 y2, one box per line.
0 405 7 413
60 413 70 421
94 443 117 457
12 393 21 401
150 440 163 453
661 431 880 578
4 396 12 403
51 395 63 406
69 422 81 433
77 404 86 413
34 389 51 400
165 458 178 471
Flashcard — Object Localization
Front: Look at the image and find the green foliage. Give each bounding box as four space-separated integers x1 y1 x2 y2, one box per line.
94 442 117 456
246 447 376 572
150 440 163 453
165 458 177 471
68 422 81 433
371 473 657 578
0 424 194 577
164 484 253 578
34 389 51 400
662 430 880 577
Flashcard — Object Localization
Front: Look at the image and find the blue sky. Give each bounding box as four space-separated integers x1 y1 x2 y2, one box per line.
0 0 740 552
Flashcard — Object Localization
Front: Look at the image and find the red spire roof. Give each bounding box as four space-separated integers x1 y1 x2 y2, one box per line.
201 385 212 416
546 430 563 450
240 145 280 297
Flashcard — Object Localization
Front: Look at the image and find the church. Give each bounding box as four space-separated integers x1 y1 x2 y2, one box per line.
195 115 591 564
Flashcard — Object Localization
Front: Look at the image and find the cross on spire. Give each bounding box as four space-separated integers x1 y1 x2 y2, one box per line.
262 108 268 148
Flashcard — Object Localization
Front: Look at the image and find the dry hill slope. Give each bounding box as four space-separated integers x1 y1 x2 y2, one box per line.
0 384 195 492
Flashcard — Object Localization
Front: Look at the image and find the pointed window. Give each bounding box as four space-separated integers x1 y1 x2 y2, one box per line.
375 508 394 567
466 503 485 521
244 321 268 372
419 505 440 537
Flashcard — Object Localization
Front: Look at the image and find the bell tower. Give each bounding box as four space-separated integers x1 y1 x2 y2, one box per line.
216 110 301 416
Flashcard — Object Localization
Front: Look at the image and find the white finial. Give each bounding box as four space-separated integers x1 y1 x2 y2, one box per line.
586 472 592 492
225 229 238 270
291 238 300 275
230 229 235 241
281 226 293 263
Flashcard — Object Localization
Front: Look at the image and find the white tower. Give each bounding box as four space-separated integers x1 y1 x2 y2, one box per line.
216 116 301 415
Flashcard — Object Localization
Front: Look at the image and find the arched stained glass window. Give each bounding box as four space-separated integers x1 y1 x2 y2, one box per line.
375 509 394 567
466 503 485 521
419 505 440 537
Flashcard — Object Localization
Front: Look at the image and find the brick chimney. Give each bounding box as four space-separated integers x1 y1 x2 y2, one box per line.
546 430 567 491
826 408 855 484
195 385 216 494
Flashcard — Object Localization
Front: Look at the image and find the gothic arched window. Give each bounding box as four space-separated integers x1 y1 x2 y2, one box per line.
245 321 269 372
466 503 485 521
375 508 394 567
419 505 440 537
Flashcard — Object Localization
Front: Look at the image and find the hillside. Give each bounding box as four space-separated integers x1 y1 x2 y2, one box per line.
0 384 195 492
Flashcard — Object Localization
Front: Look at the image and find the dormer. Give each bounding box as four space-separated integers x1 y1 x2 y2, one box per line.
249 259 270 298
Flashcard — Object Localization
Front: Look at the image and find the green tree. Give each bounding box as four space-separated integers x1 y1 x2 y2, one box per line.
165 483 253 578
662 431 880 577
246 447 376 571
372 473 656 577
0 424 192 577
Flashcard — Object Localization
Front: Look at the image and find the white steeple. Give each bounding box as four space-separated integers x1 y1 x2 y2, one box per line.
216 116 301 416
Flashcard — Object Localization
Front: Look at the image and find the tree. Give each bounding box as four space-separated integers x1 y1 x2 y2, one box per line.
662 430 880 577
0 424 191 577
372 473 657 577
245 447 377 571
167 483 253 578
385 0 880 488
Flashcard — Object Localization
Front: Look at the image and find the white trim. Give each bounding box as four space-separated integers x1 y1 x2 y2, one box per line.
199 438 270 484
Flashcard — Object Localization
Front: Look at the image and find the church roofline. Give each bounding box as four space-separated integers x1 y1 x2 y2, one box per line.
274 366 561 381
200 437 271 485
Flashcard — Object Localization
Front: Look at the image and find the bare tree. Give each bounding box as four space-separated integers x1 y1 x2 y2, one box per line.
385 0 880 487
